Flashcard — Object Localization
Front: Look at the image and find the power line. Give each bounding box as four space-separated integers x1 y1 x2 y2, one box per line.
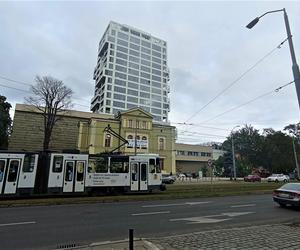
0 74 91 104
185 37 289 123
199 80 294 124
172 123 231 131
0 82 30 93
0 75 33 86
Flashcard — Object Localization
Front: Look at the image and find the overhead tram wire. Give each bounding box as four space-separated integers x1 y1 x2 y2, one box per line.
1 82 91 110
0 74 91 103
199 80 295 124
173 123 231 131
0 75 90 108
184 37 289 123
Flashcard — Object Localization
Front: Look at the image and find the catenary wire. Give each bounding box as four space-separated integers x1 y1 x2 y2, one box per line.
199 80 294 124
184 37 289 123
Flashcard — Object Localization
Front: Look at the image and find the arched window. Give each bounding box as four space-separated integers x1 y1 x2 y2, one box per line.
104 134 111 147
141 136 148 149
158 137 165 150
127 135 133 148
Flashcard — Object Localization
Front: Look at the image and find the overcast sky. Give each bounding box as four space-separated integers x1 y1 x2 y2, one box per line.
1 0 300 144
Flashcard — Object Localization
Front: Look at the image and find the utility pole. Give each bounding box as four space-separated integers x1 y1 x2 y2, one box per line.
293 124 300 179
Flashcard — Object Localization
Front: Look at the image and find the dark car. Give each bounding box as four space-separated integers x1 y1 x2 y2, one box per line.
273 183 300 207
162 175 175 184
244 175 261 182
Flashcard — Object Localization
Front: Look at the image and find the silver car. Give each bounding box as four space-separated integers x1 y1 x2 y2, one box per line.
273 183 300 207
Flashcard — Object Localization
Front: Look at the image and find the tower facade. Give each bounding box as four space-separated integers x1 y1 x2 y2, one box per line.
91 21 170 122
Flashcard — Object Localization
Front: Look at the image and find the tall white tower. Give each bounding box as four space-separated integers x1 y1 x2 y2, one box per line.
91 21 170 122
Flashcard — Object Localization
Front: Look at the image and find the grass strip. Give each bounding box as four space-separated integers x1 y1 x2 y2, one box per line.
0 181 283 207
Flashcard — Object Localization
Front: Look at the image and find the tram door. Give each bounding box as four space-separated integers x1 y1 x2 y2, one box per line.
130 161 148 191
4 159 21 194
74 161 85 192
0 159 7 194
63 161 75 193
63 161 85 193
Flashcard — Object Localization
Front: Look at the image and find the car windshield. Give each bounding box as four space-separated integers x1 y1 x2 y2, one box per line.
280 183 300 191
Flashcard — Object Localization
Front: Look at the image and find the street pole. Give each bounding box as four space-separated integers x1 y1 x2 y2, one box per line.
134 123 137 156
292 136 299 179
246 9 300 110
231 125 240 181
231 134 236 181
283 9 300 111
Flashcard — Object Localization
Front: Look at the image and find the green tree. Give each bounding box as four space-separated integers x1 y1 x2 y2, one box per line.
0 95 12 149
221 125 264 176
262 130 296 174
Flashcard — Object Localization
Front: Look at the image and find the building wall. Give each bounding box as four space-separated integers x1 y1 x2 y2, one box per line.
91 21 170 122
175 143 213 174
9 104 111 152
78 108 176 174
176 161 207 174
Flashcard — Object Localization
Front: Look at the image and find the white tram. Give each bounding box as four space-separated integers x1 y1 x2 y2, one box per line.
0 151 164 197
0 152 39 196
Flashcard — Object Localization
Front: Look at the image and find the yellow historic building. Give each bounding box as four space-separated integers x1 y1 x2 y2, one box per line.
78 108 176 173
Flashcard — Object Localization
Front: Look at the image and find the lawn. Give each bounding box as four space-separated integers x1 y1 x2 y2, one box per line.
0 181 283 207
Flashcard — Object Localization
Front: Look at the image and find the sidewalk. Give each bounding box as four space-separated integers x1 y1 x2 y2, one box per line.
68 239 159 250
67 222 300 250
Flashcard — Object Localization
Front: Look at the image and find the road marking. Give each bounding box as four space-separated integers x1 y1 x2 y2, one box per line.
230 204 256 208
132 211 170 216
221 211 254 217
170 217 230 224
170 211 254 224
142 201 211 208
0 221 36 227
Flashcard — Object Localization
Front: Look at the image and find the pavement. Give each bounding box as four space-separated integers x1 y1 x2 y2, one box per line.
70 223 300 250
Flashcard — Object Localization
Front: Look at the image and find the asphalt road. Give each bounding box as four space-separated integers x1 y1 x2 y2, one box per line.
0 194 299 250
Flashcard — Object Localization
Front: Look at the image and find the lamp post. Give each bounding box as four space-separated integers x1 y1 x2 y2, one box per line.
231 125 240 180
246 8 300 111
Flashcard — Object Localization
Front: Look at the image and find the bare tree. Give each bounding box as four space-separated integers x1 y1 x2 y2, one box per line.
26 75 73 151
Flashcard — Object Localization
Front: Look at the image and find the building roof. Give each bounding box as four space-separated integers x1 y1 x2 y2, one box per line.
15 104 113 120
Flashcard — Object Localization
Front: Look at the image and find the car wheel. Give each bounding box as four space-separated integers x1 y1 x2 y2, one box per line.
283 179 287 183
275 179 279 183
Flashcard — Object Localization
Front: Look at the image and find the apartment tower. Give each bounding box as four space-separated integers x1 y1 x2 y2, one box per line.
91 21 170 122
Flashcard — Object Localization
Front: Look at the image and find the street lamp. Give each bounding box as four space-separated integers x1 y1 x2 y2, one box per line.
246 8 300 111
231 125 240 180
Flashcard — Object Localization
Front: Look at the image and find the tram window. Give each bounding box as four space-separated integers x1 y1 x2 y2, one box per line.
7 160 19 182
110 161 124 173
141 163 147 181
149 159 155 173
53 156 63 173
155 158 161 173
131 163 138 181
76 162 85 181
23 154 35 172
0 160 5 181
110 158 129 173
123 162 129 173
88 157 108 173
65 162 74 181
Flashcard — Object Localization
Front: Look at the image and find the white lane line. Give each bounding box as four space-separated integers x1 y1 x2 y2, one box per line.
142 203 185 208
132 211 170 216
142 201 211 208
0 221 36 227
230 204 256 208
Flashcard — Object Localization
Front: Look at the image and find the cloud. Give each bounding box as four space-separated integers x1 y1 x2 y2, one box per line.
1 1 300 144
